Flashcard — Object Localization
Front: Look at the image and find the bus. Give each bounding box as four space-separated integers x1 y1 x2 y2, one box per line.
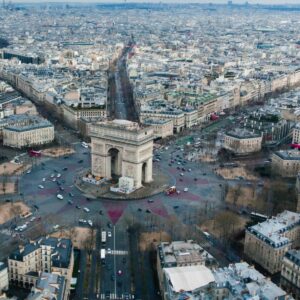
28 149 42 157
100 249 106 260
250 212 268 222
101 231 107 244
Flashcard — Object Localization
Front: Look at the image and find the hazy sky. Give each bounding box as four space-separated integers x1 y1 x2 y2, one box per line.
12 0 300 4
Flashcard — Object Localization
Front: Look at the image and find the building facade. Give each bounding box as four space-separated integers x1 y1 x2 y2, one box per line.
2 115 54 148
281 250 300 299
244 210 300 274
223 128 262 155
8 237 73 297
272 150 300 177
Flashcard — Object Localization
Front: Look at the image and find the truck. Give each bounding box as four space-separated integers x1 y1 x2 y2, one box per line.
101 231 107 244
165 186 177 195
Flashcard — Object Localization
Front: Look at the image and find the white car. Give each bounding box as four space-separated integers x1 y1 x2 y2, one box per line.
30 217 36 222
52 178 56 182
79 219 87 224
42 178 46 182
88 220 93 227
83 207 90 213
26 169 31 174
53 224 60 230
57 194 63 200
184 187 189 192
108 231 112 238
38 185 44 189
50 174 55 178
57 173 61 178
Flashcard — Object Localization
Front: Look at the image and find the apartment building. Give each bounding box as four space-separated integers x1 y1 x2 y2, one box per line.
244 210 300 274
0 263 8 294
143 118 173 139
157 240 216 300
272 150 300 177
3 115 54 149
26 272 67 300
223 128 262 155
8 237 73 297
281 250 300 299
292 124 300 145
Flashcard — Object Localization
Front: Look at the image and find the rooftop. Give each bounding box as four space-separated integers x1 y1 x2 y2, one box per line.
226 128 262 139
274 150 300 161
247 210 300 248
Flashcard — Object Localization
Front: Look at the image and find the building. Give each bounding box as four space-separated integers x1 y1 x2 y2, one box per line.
26 272 67 300
90 119 154 189
281 250 300 299
244 210 300 274
272 150 300 177
162 265 215 300
223 128 262 155
292 124 300 145
212 262 289 300
8 237 73 297
0 262 8 294
143 118 173 139
157 240 216 299
3 115 54 148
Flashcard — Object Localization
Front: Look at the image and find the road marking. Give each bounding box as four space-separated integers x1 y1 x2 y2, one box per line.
99 293 134 299
110 250 128 255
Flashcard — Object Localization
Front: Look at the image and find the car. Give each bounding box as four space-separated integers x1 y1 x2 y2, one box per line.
59 186 64 191
42 178 46 182
5 199 11 203
83 207 90 213
26 169 32 174
64 156 69 159
56 194 63 200
78 160 83 164
36 217 41 221
38 185 44 189
63 167 68 171
56 181 61 186
86 197 90 201
107 248 112 254
30 217 36 222
188 168 192 172
184 187 189 192
203 173 207 176
107 222 112 228
137 208 142 212
57 173 61 178
194 178 198 181
76 205 81 209
88 220 93 227
53 224 60 230
180 173 184 176
147 199 154 203
50 174 55 178
99 210 103 215
173 205 179 209
146 209 151 214
52 178 56 182
33 204 39 210
117 270 123 276
69 192 74 197
108 231 112 238
68 200 73 205
179 178 183 182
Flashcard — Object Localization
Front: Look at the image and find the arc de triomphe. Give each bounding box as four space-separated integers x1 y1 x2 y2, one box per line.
90 119 153 189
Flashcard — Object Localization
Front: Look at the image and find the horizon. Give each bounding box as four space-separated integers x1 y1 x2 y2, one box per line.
10 0 300 5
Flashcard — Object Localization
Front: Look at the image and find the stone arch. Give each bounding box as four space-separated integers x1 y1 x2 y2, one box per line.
142 162 147 183
108 148 121 177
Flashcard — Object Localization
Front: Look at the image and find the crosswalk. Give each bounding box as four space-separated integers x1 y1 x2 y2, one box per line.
99 293 134 299
109 250 128 255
